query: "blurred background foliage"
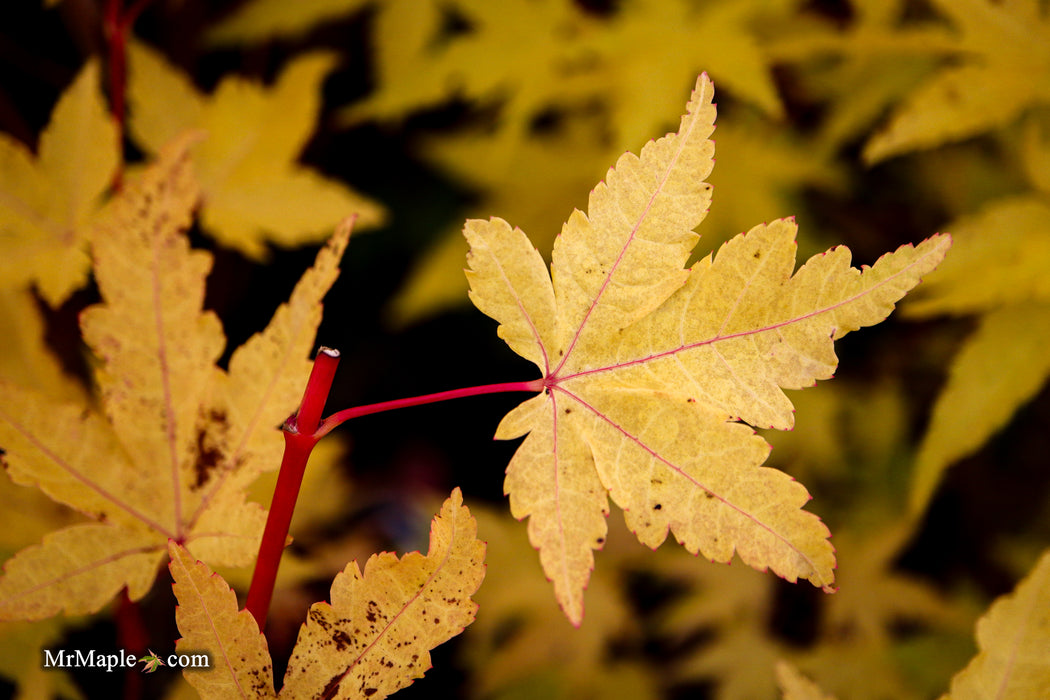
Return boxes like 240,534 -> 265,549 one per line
1,0 -> 1049,698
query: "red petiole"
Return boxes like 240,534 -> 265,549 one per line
245,348 -> 542,628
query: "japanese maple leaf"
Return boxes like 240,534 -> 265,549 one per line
465,73 -> 951,625
126,42 -> 384,258
0,134 -> 351,620
0,59 -> 118,305
168,489 -> 485,700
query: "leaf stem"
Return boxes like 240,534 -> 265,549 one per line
314,378 -> 545,439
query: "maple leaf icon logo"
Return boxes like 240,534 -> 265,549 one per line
138,650 -> 165,673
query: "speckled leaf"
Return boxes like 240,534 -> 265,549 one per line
169,541 -> 276,699
0,137 -> 352,620
279,488 -> 485,699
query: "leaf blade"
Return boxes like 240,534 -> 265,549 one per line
279,488 -> 485,699
945,549 -> 1050,699
169,541 -> 276,700
0,524 -> 162,621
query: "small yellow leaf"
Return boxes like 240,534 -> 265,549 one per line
0,59 -> 118,304
466,73 -> 950,624
910,303 -> 1050,515
279,488 -> 485,699
944,549 -> 1050,699
863,0 -> 1050,163
904,198 -> 1050,317
168,541 -> 276,700
127,43 -> 384,257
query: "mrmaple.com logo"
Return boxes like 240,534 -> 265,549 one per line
42,648 -> 210,673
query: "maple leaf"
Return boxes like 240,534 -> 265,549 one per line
465,73 -> 951,624
904,196 -> 1050,514
943,548 -> 1050,699
0,58 -> 119,305
126,42 -> 384,258
0,135 -> 351,620
765,0 -> 952,154
138,649 -> 165,674
169,489 -> 485,700
168,541 -> 277,699
863,0 -> 1050,163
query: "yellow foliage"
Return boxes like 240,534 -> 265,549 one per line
0,137 -> 351,620
126,43 -> 384,257
465,74 -> 949,624
280,488 -> 485,699
0,60 -> 118,305
170,490 -> 484,699
944,549 -> 1050,699
863,0 -> 1050,162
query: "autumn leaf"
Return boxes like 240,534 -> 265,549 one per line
863,0 -> 1050,163
168,541 -> 276,699
465,73 -> 951,624
943,548 -> 1050,699
168,489 -> 484,700
904,196 -> 1050,514
0,135 -> 351,620
280,487 -> 485,699
126,42 -> 384,258
0,59 -> 119,305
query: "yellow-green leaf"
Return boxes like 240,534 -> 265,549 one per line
944,549 -> 1050,699
905,198 -> 1050,317
466,73 -> 950,624
910,303 -> 1050,514
127,43 -> 384,257
863,0 -> 1050,163
0,59 -> 118,304
279,488 -> 485,699
168,541 -> 276,700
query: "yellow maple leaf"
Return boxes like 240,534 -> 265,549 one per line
0,135 -> 351,620
0,59 -> 119,305
168,541 -> 277,699
280,487 -> 484,699
464,73 -> 951,624
864,0 -> 1050,163
126,42 -> 384,258
943,548 -> 1050,700
904,197 -> 1050,514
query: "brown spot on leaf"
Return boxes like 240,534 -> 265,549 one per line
321,675 -> 342,700
192,409 -> 229,489
653,503 -> 662,510
332,630 -> 351,651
